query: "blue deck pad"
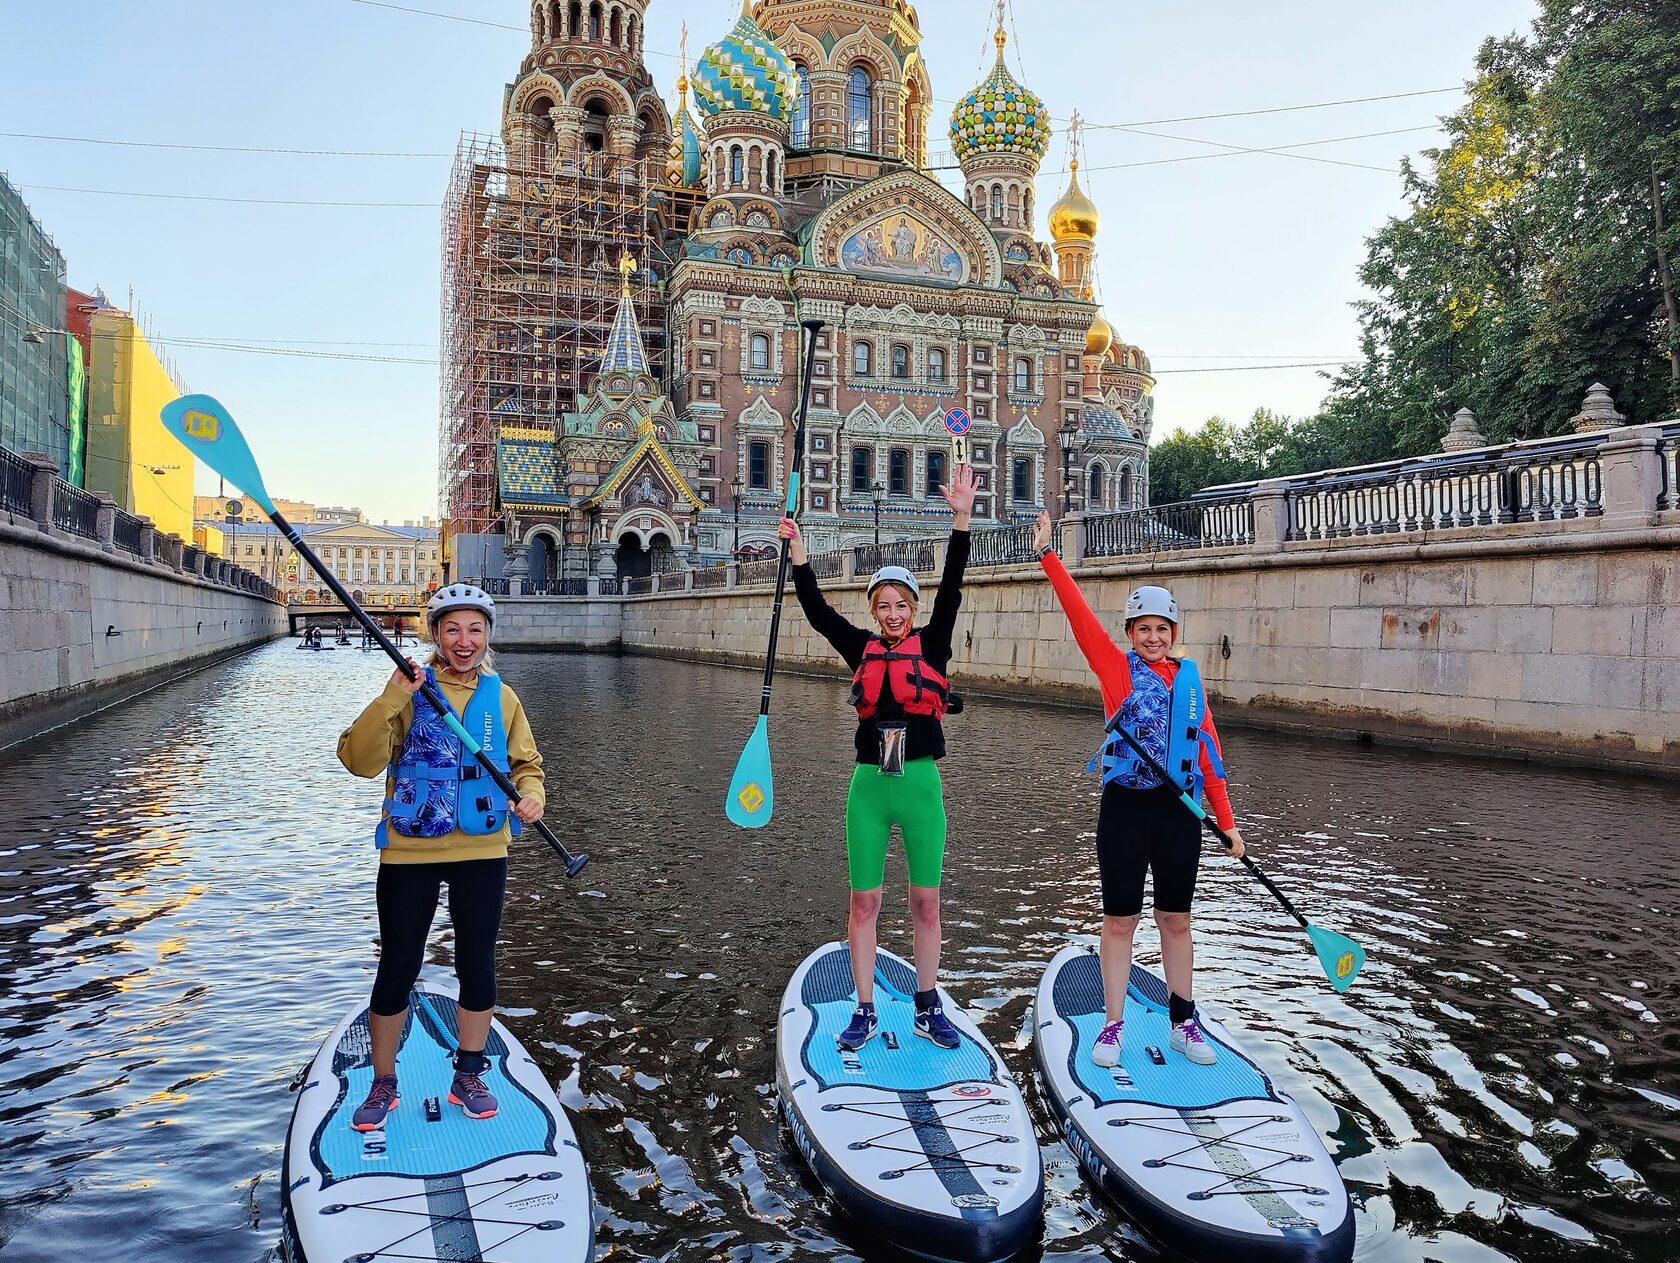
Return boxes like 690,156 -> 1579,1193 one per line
311,990 -> 558,1187
1052,955 -> 1276,1110
799,946 -> 998,1092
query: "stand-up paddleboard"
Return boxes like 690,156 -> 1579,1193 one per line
282,985 -> 593,1263
1033,944 -> 1354,1262
776,942 -> 1043,1262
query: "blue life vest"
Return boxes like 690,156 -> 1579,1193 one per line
376,668 -> 523,848
1088,653 -> 1226,798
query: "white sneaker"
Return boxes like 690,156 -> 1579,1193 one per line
1170,1017 -> 1217,1065
1090,1019 -> 1124,1068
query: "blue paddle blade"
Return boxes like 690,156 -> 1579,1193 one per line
159,394 -> 277,517
726,715 -> 774,829
1307,923 -> 1366,993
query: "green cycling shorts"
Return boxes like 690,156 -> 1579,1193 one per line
844,758 -> 947,891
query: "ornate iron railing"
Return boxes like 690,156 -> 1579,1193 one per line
481,577 -> 511,595
597,577 -> 622,596
737,557 -> 782,586
968,521 -> 1038,568
54,482 -> 100,540
1085,495 -> 1254,559
853,539 -> 938,574
626,575 -> 655,595
1287,436 -> 1604,540
808,550 -> 843,579
112,509 -> 145,555
692,566 -> 728,590
0,446 -> 32,516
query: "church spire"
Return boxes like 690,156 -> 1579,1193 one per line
601,251 -> 649,376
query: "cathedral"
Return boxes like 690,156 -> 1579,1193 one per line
446,0 -> 1155,583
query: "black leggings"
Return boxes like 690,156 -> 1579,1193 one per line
370,857 -> 507,1016
1096,783 -> 1203,917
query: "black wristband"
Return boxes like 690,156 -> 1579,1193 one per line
1036,545 -> 1055,560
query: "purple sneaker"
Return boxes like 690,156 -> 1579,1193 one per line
1170,1016 -> 1217,1065
1091,1019 -> 1124,1068
351,1074 -> 399,1131
449,1069 -> 498,1120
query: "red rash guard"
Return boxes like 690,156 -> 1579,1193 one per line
1041,551 -> 1237,831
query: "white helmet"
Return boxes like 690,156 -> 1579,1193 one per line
1124,585 -> 1179,624
867,565 -> 920,601
427,583 -> 496,627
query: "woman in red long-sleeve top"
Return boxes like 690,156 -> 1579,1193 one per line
1031,512 -> 1246,1069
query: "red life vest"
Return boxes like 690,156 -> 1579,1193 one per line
849,632 -> 950,721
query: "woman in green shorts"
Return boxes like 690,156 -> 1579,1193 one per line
779,465 -> 975,1051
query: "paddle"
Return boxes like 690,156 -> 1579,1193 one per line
159,394 -> 588,877
725,318 -> 827,828
1102,717 -> 1366,992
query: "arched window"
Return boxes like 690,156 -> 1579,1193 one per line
928,347 -> 946,383
889,448 -> 909,495
749,440 -> 771,490
1013,357 -> 1032,393
792,65 -> 811,148
853,341 -> 873,376
890,344 -> 909,379
903,75 -> 925,164
1011,458 -> 1032,503
749,333 -> 770,370
588,2 -> 601,40
927,451 -> 947,497
1088,464 -> 1105,505
627,13 -> 637,53
567,1 -> 580,37
851,447 -> 872,491
608,5 -> 620,46
990,184 -> 1003,222
765,149 -> 778,191
729,145 -> 744,187
1119,466 -> 1133,507
848,67 -> 874,151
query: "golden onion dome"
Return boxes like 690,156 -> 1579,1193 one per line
1085,307 -> 1114,359
1049,158 -> 1100,241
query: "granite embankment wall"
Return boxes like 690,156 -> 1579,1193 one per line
491,411 -> 1679,772
2,464 -> 287,750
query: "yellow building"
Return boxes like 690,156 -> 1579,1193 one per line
86,309 -> 195,540
207,519 -> 444,606
194,494 -> 320,524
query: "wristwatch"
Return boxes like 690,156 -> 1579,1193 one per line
1036,545 -> 1055,560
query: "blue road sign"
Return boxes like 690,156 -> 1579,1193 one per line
944,407 -> 972,435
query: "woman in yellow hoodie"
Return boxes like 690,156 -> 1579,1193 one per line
336,583 -> 544,1130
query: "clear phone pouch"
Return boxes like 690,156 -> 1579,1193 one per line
877,722 -> 908,776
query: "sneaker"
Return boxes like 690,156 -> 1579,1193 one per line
1170,1017 -> 1217,1066
914,1003 -> 962,1050
1091,1020 -> 1124,1068
351,1074 -> 399,1131
836,1005 -> 878,1051
449,1070 -> 499,1120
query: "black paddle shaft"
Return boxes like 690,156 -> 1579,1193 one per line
273,512 -> 587,877
1102,713 -> 1309,930
754,318 -> 828,717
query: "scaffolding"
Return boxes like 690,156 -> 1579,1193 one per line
439,133 -> 666,538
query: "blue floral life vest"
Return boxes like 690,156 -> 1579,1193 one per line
1088,653 -> 1226,798
376,668 -> 522,848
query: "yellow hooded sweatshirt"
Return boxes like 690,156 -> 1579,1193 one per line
338,670 -> 545,864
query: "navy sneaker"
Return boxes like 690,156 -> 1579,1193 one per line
836,1005 -> 878,1051
914,1003 -> 961,1050
351,1074 -> 399,1131
449,1069 -> 498,1120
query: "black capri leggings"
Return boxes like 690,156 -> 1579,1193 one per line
1096,782 -> 1203,917
370,857 -> 507,1016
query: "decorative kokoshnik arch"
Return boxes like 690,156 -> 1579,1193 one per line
806,170 -> 1004,290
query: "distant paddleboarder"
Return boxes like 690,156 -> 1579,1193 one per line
1031,511 -> 1246,1069
779,465 -> 977,1053
336,583 -> 545,1130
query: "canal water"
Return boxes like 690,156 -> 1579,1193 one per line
0,642 -> 1675,1262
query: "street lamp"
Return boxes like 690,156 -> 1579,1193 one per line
22,327 -> 69,345
870,480 -> 885,550
730,474 -> 744,557
1058,425 -> 1077,518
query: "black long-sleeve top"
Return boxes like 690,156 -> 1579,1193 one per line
792,530 -> 970,764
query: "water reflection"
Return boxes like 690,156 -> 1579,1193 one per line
0,645 -> 1675,1261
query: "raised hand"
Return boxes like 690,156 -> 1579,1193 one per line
940,463 -> 977,529
1031,510 -> 1054,554
777,515 -> 808,565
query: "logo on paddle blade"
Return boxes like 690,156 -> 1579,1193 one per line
182,409 -> 220,441
737,782 -> 765,814
1336,952 -> 1355,978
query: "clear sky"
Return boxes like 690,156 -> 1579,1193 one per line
1,0 -> 1539,523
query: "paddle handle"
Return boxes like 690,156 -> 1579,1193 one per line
755,319 -> 827,717
277,514 -> 587,877
1102,714 -> 1308,930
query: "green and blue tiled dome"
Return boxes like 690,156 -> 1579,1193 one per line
949,26 -> 1051,164
693,2 -> 799,123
